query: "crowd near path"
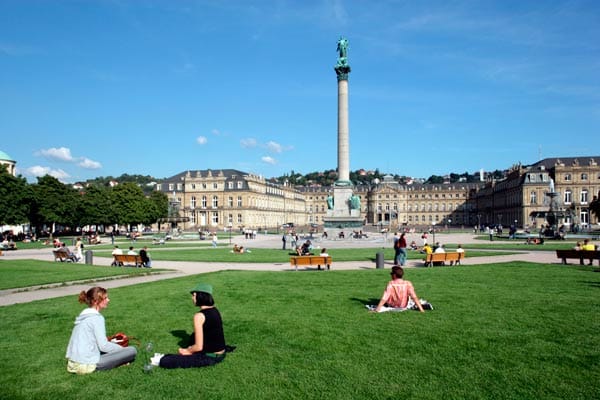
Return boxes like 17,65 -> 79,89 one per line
0,231 -> 561,306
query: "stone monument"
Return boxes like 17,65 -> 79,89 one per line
323,37 -> 363,230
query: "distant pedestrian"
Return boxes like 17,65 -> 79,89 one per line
282,234 -> 287,250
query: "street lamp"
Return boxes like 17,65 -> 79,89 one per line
432,221 -> 437,246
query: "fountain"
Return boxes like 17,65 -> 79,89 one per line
158,192 -> 189,234
544,178 -> 564,238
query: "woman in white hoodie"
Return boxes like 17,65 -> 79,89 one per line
65,287 -> 137,374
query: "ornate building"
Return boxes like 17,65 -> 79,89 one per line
0,150 -> 16,176
157,157 -> 599,232
476,157 -> 600,230
156,169 -> 306,231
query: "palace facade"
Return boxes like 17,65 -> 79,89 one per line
156,157 -> 600,231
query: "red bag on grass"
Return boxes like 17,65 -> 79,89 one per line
108,332 -> 129,347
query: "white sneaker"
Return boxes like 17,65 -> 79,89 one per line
150,353 -> 164,366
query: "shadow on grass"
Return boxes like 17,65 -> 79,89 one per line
170,329 -> 192,347
350,297 -> 380,306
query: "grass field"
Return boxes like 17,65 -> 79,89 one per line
0,260 -> 162,291
0,262 -> 598,400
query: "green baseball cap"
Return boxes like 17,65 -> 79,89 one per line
190,283 -> 213,295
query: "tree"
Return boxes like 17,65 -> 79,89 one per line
426,175 -> 444,184
0,167 -> 32,226
79,185 -> 115,230
111,183 -> 148,229
146,191 -> 169,224
30,175 -> 79,234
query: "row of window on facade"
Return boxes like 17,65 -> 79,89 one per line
529,189 -> 592,205
187,211 -> 243,226
188,196 -> 244,209
562,173 -> 598,181
527,172 -> 599,183
374,214 -> 469,224
166,181 -> 245,191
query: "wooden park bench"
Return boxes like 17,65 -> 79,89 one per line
53,248 -> 76,262
290,255 -> 332,271
113,254 -> 143,267
424,252 -> 464,267
555,249 -> 600,266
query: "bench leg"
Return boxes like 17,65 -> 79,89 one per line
327,264 -> 330,271
318,264 -> 321,270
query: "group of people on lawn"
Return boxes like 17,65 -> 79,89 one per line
65,233 -> 433,375
66,283 -> 229,374
66,263 -> 424,374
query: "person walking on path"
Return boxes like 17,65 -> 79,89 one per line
282,234 -> 287,250
397,233 -> 407,266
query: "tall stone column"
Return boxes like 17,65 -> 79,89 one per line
323,37 -> 363,230
337,78 -> 350,184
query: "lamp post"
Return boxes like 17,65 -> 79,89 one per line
432,221 -> 437,246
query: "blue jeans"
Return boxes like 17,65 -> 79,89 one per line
398,248 -> 407,266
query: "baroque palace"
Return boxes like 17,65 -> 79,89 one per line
156,156 -> 600,232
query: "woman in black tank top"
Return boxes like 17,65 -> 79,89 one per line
159,283 -> 227,369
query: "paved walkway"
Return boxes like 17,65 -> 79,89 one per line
0,232 -> 562,306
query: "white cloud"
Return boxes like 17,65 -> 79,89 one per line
265,141 -> 283,153
39,147 -> 74,162
24,165 -> 70,180
211,129 -> 222,136
196,136 -> 208,145
241,138 -> 257,148
261,156 -> 277,165
78,157 -> 102,169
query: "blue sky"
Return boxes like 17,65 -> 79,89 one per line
1,0 -> 599,183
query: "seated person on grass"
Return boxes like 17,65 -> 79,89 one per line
155,283 -> 234,369
367,266 -> 429,313
232,244 -> 250,254
66,286 -> 137,374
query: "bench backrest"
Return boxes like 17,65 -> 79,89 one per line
114,254 -> 141,261
290,256 -> 332,265
556,249 -> 600,258
426,252 -> 463,262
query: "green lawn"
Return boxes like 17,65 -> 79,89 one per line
92,247 -> 515,263
0,262 -> 598,400
0,260 -> 164,290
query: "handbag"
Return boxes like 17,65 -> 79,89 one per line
108,332 -> 129,347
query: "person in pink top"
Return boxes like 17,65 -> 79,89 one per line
374,266 -> 424,313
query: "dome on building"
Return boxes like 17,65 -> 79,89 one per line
0,150 -> 15,162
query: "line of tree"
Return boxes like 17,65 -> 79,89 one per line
271,169 -> 503,186
0,167 -> 168,237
